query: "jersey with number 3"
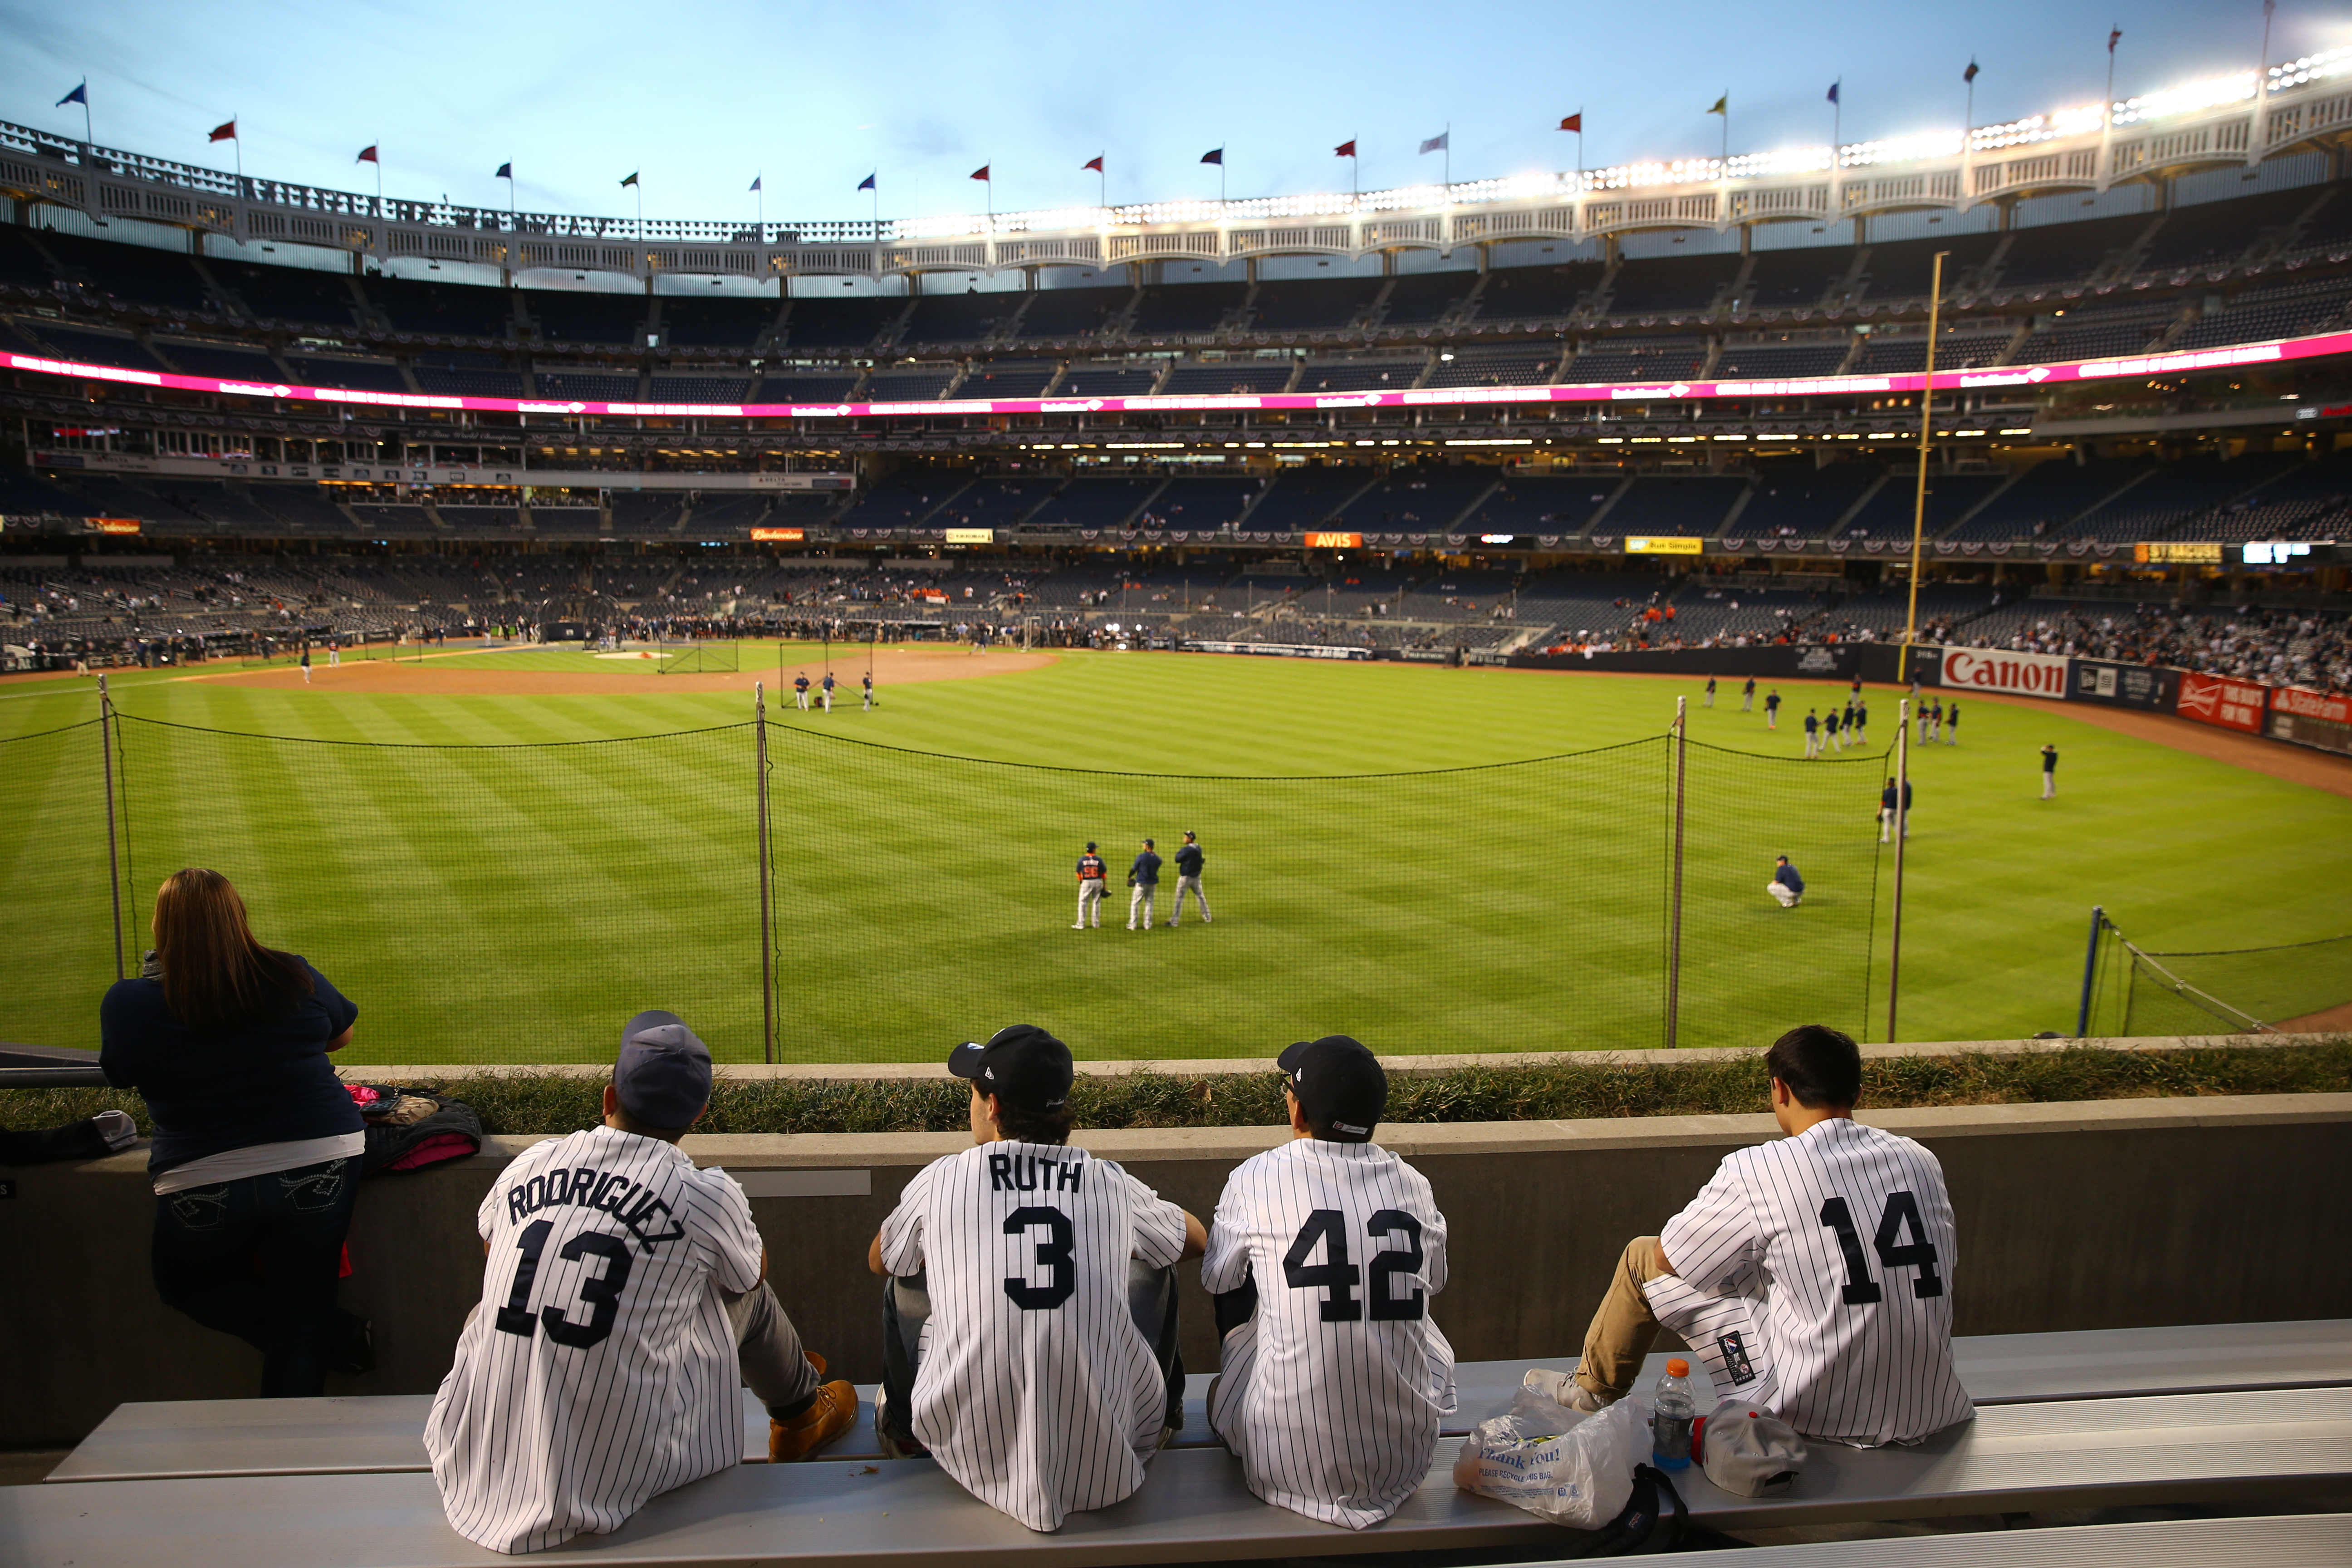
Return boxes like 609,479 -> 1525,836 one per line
425,1125 -> 763,1553
1200,1140 -> 1455,1528
1660,1117 -> 1971,1446
879,1141 -> 1188,1531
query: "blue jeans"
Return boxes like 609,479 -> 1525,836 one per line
151,1156 -> 360,1397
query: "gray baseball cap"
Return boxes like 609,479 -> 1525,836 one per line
615,1009 -> 714,1130
1697,1400 -> 1807,1497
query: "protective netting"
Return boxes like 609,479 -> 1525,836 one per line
103,714 -> 768,1064
661,639 -> 742,674
8,710 -> 1894,1063
2083,916 -> 2352,1037
0,720 -> 122,1052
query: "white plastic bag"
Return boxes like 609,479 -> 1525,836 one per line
1450,1384 -> 1645,1529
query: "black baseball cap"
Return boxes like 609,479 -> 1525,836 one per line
1085,841 -> 1097,851
1278,1035 -> 1386,1141
949,1024 -> 1073,1112
615,1009 -> 714,1130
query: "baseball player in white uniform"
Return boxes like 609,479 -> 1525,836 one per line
426,1011 -> 858,1554
1201,1036 -> 1455,1529
866,1025 -> 1207,1532
1536,1024 -> 1972,1448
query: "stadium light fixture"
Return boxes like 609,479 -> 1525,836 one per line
2112,70 -> 2255,127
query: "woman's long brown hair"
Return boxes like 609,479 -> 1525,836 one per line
152,868 -> 313,1031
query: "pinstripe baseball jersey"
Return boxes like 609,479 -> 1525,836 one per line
1200,1139 -> 1456,1529
424,1126 -> 763,1554
1649,1117 -> 1973,1447
879,1140 -> 1188,1532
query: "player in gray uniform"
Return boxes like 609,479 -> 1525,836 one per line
1202,1036 -> 1453,1529
427,1011 -> 856,1553
1072,842 -> 1107,929
867,1026 -> 1207,1531
1534,1025 -> 1971,1449
1126,838 -> 1162,931
1167,830 -> 1211,926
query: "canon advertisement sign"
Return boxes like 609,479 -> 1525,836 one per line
1938,648 -> 2070,699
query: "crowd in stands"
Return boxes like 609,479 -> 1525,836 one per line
1954,602 -> 2352,691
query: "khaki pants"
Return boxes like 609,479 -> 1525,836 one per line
1573,1236 -> 1673,1402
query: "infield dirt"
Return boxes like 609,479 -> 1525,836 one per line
183,644 -> 1057,696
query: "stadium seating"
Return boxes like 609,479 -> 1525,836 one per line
1945,455 -> 2153,542
1838,470 -> 2007,539
1014,284 -> 1131,339
898,291 -> 1017,345
1852,328 -> 2013,373
208,261 -> 365,330
1473,261 -> 1605,322
2175,274 -> 2352,349
1741,247 -> 1854,312
957,360 -> 1058,399
1379,270 -> 1477,326
658,295 -> 781,350
1856,233 -> 2002,302
1239,466 -> 1374,531
863,365 -> 960,402
838,473 -> 969,527
647,375 -> 753,403
1733,464 -> 1882,540
154,340 -> 285,381
752,371 -> 864,403
1296,357 -> 1424,392
2137,185 -> 2314,274
1459,477 -> 1623,537
282,355 -> 410,393
1156,360 -> 1294,395
1055,363 -> 1161,398
409,354 -> 524,398
2012,302 -> 2178,364
534,369 -> 641,401
1606,251 -> 1743,315
366,276 -> 518,339
1144,475 -> 1260,529
1129,281 -> 1247,336
1602,475 -> 1748,536
1248,275 -> 1384,331
0,225 -> 59,290
1027,475 -> 1162,530
931,477 -> 1063,530
1711,338 -> 1853,380
1424,345 -> 1557,387
523,289 -> 648,346
1335,465 -> 1493,532
608,492 -> 684,535
1559,336 -> 1707,384
39,231 -> 216,314
781,295 -> 902,350
1991,213 -> 2153,293
23,324 -> 168,372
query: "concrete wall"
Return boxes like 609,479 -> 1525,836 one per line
4,1093 -> 2346,1446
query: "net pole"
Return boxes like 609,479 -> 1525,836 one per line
2076,904 -> 2106,1038
1897,249 -> 1946,686
98,674 -> 125,980
754,682 -> 777,1064
1886,698 -> 1911,1042
1665,697 -> 1688,1049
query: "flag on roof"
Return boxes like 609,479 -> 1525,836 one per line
209,118 -> 236,142
1558,113 -> 1582,133
1083,154 -> 1103,172
858,172 -> 877,191
1200,147 -> 1223,165
1418,131 -> 1448,154
1705,96 -> 1727,117
495,161 -> 513,180
970,164 -> 990,181
749,174 -> 761,191
357,145 -> 378,164
1964,58 -> 1979,84
1827,81 -> 1840,105
57,82 -> 86,109
2107,26 -> 2121,53
620,170 -> 638,187
1334,139 -> 1357,158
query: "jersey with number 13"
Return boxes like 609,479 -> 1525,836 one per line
426,1124 -> 764,1553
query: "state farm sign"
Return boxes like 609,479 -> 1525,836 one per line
2175,673 -> 2268,733
1940,647 -> 2069,699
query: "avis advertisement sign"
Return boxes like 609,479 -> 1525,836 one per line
2175,673 -> 2268,733
2066,659 -> 2180,712
2267,686 -> 2352,757
1939,647 -> 2069,699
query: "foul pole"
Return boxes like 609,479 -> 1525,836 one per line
1897,250 -> 1948,685
1886,698 -> 1912,1042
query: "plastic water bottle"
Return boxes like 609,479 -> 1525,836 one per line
1651,1357 -> 1696,1470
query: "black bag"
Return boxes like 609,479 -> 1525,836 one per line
353,1086 -> 483,1177
1558,1463 -> 1686,1558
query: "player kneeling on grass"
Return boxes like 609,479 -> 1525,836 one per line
1202,1036 -> 1455,1529
867,1025 -> 1207,1532
426,1010 -> 856,1555
1532,1025 -> 1972,1450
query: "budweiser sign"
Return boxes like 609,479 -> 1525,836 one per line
2176,673 -> 2268,733
1940,647 -> 2069,699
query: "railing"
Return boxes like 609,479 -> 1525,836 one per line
5,53 -> 2351,280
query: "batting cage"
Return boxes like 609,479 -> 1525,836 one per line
659,637 -> 742,674
2079,911 -> 2351,1037
9,694 -> 1895,1065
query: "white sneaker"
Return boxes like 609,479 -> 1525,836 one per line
1523,1368 -> 1612,1414
1071,924 -> 1086,930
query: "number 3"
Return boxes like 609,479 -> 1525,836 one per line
1003,1206 -> 1076,1310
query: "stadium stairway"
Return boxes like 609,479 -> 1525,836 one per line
6,1381 -> 2347,1567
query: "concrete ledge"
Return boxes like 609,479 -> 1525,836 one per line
341,1031 -> 2347,1085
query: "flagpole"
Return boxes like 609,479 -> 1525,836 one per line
1444,122 -> 1451,190
80,83 -> 92,147
233,114 -> 242,189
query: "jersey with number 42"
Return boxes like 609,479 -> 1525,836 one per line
880,1141 -> 1189,1531
1657,1117 -> 1972,1446
1201,1139 -> 1455,1529
425,1125 -> 763,1554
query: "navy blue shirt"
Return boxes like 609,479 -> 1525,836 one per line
100,957 -> 362,1176
1774,862 -> 1805,894
1131,851 -> 1162,886
1175,843 -> 1204,877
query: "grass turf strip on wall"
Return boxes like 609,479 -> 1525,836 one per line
8,1040 -> 2345,1139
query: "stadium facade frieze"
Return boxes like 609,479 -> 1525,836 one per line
8,60 -> 2349,281
0,329 -> 2327,422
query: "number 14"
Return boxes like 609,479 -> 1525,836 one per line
1819,1191 -> 1943,1305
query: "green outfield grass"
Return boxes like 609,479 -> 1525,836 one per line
3,642 -> 2346,1064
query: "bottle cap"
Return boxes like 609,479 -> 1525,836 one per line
1666,1358 -> 1690,1377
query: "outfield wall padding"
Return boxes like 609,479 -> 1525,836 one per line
3,1093 -> 2346,1446
1510,644 -> 1939,684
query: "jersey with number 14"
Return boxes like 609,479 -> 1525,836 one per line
425,1125 -> 763,1554
1660,1117 -> 1972,1446
880,1141 -> 1188,1532
1201,1140 -> 1455,1529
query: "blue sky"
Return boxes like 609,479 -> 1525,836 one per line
0,0 -> 2330,226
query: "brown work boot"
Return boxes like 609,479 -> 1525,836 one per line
769,1378 -> 857,1462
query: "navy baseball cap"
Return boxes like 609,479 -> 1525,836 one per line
1278,1035 -> 1387,1141
949,1024 -> 1073,1112
615,1009 -> 714,1130
1085,841 -> 1097,852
